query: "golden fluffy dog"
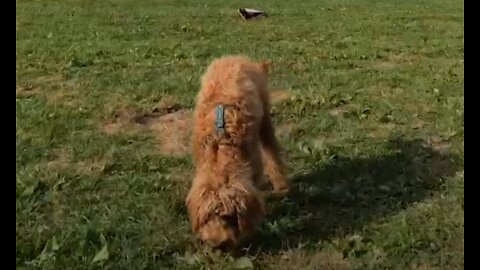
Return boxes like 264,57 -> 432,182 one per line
186,56 -> 290,250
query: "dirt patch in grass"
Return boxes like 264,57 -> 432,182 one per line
410,118 -> 427,130
16,74 -> 79,106
328,105 -> 353,118
143,109 -> 192,157
45,149 -> 111,176
373,53 -> 425,71
366,123 -> 396,139
390,52 -> 425,63
102,103 -> 192,157
46,149 -> 72,172
156,95 -> 183,109
75,156 -> 111,175
45,80 -> 79,106
367,82 -> 394,97
373,61 -> 397,71
270,89 -> 292,104
276,122 -> 298,140
16,19 -> 31,30
423,136 -> 451,154
16,84 -> 40,97
102,109 -> 145,135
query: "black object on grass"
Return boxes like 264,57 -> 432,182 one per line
238,8 -> 268,20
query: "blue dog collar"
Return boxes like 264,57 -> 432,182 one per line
215,105 -> 226,135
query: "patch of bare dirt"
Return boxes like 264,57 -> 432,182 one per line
423,136 -> 451,154
47,149 -> 73,172
16,75 -> 79,106
75,156 -> 111,176
390,52 -> 424,63
147,110 -> 192,157
312,136 -> 339,148
102,109 -> 144,135
34,74 -> 65,84
102,103 -> 192,157
16,84 -> 40,97
156,95 -> 182,109
270,89 -> 292,104
373,61 -> 397,71
46,79 -> 79,106
45,148 -> 111,176
16,19 -> 31,30
366,123 -> 396,139
367,82 -> 393,97
410,118 -> 426,130
328,105 -> 353,118
404,103 -> 430,115
276,122 -> 298,140
455,170 -> 464,182
373,53 -> 424,71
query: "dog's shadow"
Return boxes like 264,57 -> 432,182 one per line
250,138 -> 461,253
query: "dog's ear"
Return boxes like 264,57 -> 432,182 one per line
217,182 -> 266,233
186,183 -> 216,231
259,61 -> 272,74
237,189 -> 265,233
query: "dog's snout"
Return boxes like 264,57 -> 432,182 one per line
217,240 -> 234,251
208,239 -> 234,251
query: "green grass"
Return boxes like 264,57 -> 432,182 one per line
16,0 -> 464,269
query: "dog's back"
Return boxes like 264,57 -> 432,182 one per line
192,56 -> 271,174
196,56 -> 269,119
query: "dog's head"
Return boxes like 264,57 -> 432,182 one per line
185,179 -> 265,250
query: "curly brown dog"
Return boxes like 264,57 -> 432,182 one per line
186,56 -> 290,250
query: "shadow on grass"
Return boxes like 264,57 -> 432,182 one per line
251,138 -> 461,253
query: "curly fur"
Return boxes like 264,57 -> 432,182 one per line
186,56 -> 290,249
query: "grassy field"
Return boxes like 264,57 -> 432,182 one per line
16,0 -> 464,269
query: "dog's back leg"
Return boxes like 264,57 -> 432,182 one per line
259,111 -> 290,195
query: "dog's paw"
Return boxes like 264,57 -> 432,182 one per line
269,187 -> 291,198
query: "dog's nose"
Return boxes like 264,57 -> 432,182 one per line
216,240 -> 234,251
205,239 -> 234,251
